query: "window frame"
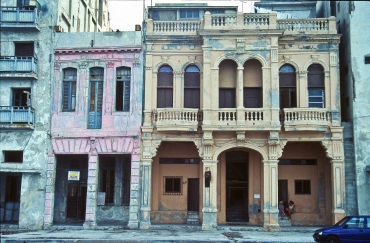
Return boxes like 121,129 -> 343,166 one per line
88,67 -> 104,129
307,64 -> 325,108
62,68 -> 77,112
163,176 -> 182,195
184,65 -> 200,109
157,65 -> 173,108
279,64 -> 297,109
295,180 -> 311,195
115,67 -> 131,112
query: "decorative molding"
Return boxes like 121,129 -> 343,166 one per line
107,62 -> 115,68
298,70 -> 308,76
311,55 -> 320,61
283,55 -> 291,63
78,62 -> 88,70
54,62 -> 61,70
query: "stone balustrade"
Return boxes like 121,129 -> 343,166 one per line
282,108 -> 332,131
146,12 -> 337,34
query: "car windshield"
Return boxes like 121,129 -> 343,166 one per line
334,216 -> 350,226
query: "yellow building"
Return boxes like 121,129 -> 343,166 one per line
140,3 -> 344,231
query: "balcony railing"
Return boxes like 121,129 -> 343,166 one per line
282,108 -> 331,131
0,7 -> 40,29
0,106 -> 35,129
153,20 -> 201,33
146,12 -> 336,35
214,108 -> 268,127
153,108 -> 201,131
0,56 -> 38,73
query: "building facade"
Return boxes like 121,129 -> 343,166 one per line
141,3 -> 344,231
317,1 -> 370,216
0,0 -> 57,229
0,0 -> 111,230
44,32 -> 143,229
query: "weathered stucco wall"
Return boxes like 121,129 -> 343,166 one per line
0,0 -> 57,229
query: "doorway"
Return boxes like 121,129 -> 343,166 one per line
54,155 -> 88,224
1,174 -> 21,222
278,180 -> 288,209
187,178 -> 199,211
226,151 -> 249,222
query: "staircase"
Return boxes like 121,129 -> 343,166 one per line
278,216 -> 291,227
186,211 -> 200,225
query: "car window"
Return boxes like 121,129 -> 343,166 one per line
346,217 -> 365,229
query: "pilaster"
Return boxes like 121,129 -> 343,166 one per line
83,138 -> 98,229
43,151 -> 56,229
202,160 -> 218,231
139,158 -> 152,229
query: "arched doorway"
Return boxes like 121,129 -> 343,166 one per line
226,151 -> 249,222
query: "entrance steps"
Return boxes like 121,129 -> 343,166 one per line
278,216 -> 292,227
186,211 -> 200,225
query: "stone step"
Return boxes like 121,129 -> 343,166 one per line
278,217 -> 291,227
187,211 -> 199,225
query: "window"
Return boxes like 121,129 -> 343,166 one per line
219,60 -> 237,108
295,180 -> 311,194
346,217 -> 365,229
160,158 -> 200,164
88,67 -> 104,129
116,67 -> 131,112
157,65 -> 173,108
308,64 -> 325,108
243,59 -> 263,108
164,176 -> 182,195
279,159 -> 317,165
99,156 -> 131,206
14,42 -> 34,57
12,88 -> 31,107
279,64 -> 296,109
62,68 -> 77,111
3,151 -> 23,163
365,55 -> 370,64
179,10 -> 199,19
184,65 -> 200,108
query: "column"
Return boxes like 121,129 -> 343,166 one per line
202,160 -> 218,230
236,67 -> 245,125
331,159 -> 346,223
139,158 -> 152,229
43,151 -> 56,229
128,147 -> 140,229
83,138 -> 98,229
262,159 -> 280,231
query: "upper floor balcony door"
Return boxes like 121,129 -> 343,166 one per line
88,67 -> 104,129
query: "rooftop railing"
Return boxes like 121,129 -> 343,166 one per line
147,12 -> 337,34
0,56 -> 38,73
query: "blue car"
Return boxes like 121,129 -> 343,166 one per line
313,216 -> 370,243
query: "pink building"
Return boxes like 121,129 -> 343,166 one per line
44,32 -> 143,229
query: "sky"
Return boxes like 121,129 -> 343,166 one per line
108,0 -> 258,31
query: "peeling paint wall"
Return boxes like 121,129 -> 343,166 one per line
0,0 -> 58,229
44,31 -> 143,228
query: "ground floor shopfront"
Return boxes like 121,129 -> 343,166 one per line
43,136 -> 140,229
139,131 -> 346,231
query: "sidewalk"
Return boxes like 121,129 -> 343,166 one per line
0,224 -> 317,243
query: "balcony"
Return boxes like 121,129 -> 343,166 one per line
0,56 -> 38,79
0,106 -> 35,129
204,108 -> 277,131
281,108 -> 332,131
0,7 -> 40,30
153,108 -> 201,131
146,12 -> 337,35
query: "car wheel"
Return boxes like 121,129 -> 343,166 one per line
326,236 -> 339,243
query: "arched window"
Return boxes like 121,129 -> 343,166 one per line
219,60 -> 237,108
184,65 -> 200,108
279,64 -> 296,109
116,67 -> 131,112
243,59 -> 262,108
157,65 -> 173,108
308,64 -> 325,108
62,68 -> 77,112
88,67 -> 104,129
